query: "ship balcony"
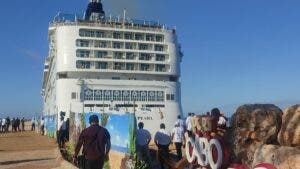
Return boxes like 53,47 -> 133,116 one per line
76,39 -> 169,54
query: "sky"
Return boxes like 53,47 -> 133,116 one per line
0,0 -> 300,118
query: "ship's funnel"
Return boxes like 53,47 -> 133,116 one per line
85,0 -> 105,21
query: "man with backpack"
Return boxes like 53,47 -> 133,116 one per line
73,115 -> 111,169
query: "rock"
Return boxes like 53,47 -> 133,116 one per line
278,104 -> 300,146
253,144 -> 300,169
228,104 -> 282,166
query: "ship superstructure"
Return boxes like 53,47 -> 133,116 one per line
42,0 -> 183,134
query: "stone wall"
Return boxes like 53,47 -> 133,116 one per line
227,104 -> 300,169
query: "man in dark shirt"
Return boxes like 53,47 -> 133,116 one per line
16,118 -> 20,131
73,115 -> 111,169
5,117 -> 10,132
21,117 -> 25,131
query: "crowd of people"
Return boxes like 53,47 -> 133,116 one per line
136,108 -> 228,169
0,117 -> 26,133
70,108 -> 228,169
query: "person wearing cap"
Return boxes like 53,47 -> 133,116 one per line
136,122 -> 152,167
171,122 -> 185,160
154,123 -> 171,169
73,115 -> 111,169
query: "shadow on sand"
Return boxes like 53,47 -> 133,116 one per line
0,157 -> 55,165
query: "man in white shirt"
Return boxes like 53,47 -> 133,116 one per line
217,112 -> 227,129
136,122 -> 152,167
185,112 -> 193,137
176,115 -> 185,131
2,118 -> 6,131
172,122 -> 185,160
154,123 -> 171,169
58,116 -> 67,148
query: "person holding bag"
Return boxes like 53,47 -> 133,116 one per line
73,115 -> 111,169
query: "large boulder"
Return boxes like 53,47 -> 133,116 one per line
228,104 -> 282,166
278,104 -> 300,146
253,144 -> 300,169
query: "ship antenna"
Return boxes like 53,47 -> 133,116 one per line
123,8 -> 127,26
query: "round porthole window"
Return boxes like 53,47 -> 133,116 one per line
157,92 -> 163,97
149,91 -> 155,97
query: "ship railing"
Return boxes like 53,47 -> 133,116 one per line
50,21 -> 171,32
50,12 -> 174,32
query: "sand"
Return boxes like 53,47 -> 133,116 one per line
0,124 -> 75,169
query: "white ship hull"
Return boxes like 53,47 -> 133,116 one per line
42,9 -> 183,135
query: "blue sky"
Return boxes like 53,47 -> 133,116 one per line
0,0 -> 299,118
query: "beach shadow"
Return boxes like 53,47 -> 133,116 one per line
0,157 -> 55,165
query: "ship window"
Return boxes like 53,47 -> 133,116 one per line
135,34 -> 144,40
71,92 -> 77,100
139,44 -> 148,50
88,30 -> 93,37
156,54 -> 165,61
96,62 -> 107,69
114,62 -> 125,70
122,90 -> 131,101
140,64 -> 150,71
156,35 -> 164,42
95,51 -> 107,58
146,34 -> 155,41
171,94 -> 175,101
126,63 -> 135,70
96,31 -> 105,38
76,40 -> 89,47
95,41 -> 107,48
113,90 -> 122,101
114,52 -> 124,59
140,91 -> 147,101
139,53 -> 151,61
76,61 -> 91,69
94,90 -> 103,100
125,43 -> 134,49
90,31 -> 95,37
103,90 -> 111,101
76,50 -> 90,58
155,45 -> 164,52
79,30 -> 95,37
166,94 -> 171,100
112,77 -> 120,80
113,42 -> 122,49
148,91 -> 156,101
126,53 -> 135,60
113,32 -> 122,39
58,73 -> 67,79
157,91 -> 165,101
79,30 -> 85,37
124,33 -> 133,40
131,91 -> 140,101
84,89 -> 93,100
156,64 -> 166,72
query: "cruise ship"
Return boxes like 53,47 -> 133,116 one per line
42,0 -> 183,134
